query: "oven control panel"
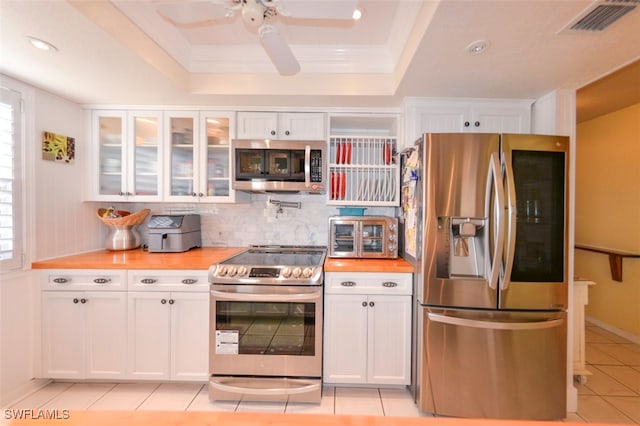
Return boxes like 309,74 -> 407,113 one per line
211,265 -> 320,283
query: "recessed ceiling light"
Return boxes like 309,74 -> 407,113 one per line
467,40 -> 489,55
352,7 -> 362,20
26,36 -> 58,52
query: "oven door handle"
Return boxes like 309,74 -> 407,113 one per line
210,289 -> 321,302
209,379 -> 320,396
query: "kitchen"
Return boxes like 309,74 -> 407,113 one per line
1,0 -> 640,424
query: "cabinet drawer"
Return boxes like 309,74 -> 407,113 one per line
325,272 -> 412,295
41,269 -> 126,291
128,270 -> 208,292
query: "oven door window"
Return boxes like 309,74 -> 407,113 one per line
215,301 -> 316,355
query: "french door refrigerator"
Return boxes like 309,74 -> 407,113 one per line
401,133 -> 569,420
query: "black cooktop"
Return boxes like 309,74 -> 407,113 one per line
221,245 -> 326,267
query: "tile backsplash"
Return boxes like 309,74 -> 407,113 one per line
100,193 -> 395,249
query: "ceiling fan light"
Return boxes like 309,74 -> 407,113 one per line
242,0 -> 265,27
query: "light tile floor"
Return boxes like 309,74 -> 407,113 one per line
6,323 -> 639,423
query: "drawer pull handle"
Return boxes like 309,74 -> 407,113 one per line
182,278 -> 197,285
362,301 -> 368,307
93,278 -> 111,284
53,278 -> 69,284
73,298 -> 79,304
141,278 -> 157,284
161,299 -> 167,304
382,281 -> 398,288
81,298 -> 87,304
341,281 -> 356,287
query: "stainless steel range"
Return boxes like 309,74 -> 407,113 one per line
208,245 -> 326,403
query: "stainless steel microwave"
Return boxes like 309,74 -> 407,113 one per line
328,216 -> 398,259
231,139 -> 325,193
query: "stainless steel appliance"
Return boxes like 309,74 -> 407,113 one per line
328,216 -> 398,259
208,245 -> 326,402
147,214 -> 201,252
231,139 -> 325,193
400,133 -> 569,420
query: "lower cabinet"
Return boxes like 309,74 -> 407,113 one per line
40,269 -> 209,382
323,272 -> 412,385
127,291 -> 209,381
41,270 -> 128,379
127,270 -> 209,381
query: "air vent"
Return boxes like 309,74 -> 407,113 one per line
568,0 -> 638,31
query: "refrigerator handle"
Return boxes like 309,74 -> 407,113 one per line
485,152 -> 505,290
501,151 -> 517,290
427,313 -> 564,331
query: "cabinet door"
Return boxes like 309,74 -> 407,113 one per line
165,112 -> 200,202
199,111 -> 244,202
367,294 -> 411,385
127,291 -> 171,379
42,291 -> 85,379
170,292 -> 209,381
471,105 -> 530,134
323,294 -> 368,384
415,104 -> 469,133
127,111 -> 163,201
84,291 -> 128,379
237,112 -> 278,139
93,110 -> 127,201
279,113 -> 325,140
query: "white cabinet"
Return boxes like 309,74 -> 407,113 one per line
327,114 -> 401,206
573,279 -> 595,383
90,110 -> 163,202
323,272 -> 412,385
237,111 -> 326,140
404,98 -> 532,143
41,270 -> 127,379
164,111 -> 245,203
126,270 -> 209,381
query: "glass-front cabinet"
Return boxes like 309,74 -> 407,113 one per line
92,110 -> 162,201
164,111 -> 240,203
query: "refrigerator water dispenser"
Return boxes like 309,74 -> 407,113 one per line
436,216 -> 486,278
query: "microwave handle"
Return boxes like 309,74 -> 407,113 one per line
304,145 -> 311,188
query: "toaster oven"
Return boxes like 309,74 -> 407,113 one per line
328,216 -> 398,259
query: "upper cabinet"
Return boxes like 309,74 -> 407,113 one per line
91,110 -> 163,202
327,114 -> 400,207
237,112 -> 326,140
164,111 -> 244,203
90,109 -> 246,203
403,98 -> 533,145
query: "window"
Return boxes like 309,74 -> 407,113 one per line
0,87 -> 23,271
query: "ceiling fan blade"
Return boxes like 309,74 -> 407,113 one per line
155,1 -> 232,26
272,0 -> 358,20
258,24 -> 300,76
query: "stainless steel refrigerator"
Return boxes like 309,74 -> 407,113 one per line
400,133 -> 569,420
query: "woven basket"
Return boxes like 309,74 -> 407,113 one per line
97,208 -> 150,227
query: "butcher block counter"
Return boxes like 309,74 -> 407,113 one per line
32,248 -> 414,273
31,247 -> 245,270
324,256 -> 413,273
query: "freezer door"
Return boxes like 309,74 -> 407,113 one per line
420,307 -> 566,420
500,134 -> 569,310
421,133 -> 501,309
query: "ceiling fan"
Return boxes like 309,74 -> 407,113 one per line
154,0 -> 359,76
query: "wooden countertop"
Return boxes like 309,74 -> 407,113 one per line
31,248 -> 414,273
7,410 -> 587,426
324,256 -> 413,273
31,247 -> 246,270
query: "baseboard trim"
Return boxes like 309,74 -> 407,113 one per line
585,316 -> 640,345
2,378 -> 51,408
